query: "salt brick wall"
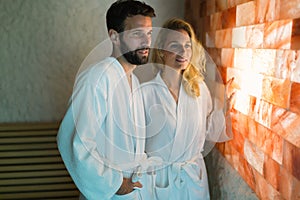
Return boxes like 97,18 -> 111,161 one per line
185,0 -> 300,199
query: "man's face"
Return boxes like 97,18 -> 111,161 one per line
120,15 -> 152,65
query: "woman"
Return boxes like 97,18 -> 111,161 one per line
141,18 -> 233,199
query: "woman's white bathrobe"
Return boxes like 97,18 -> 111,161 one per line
57,57 -> 149,200
141,73 -> 227,200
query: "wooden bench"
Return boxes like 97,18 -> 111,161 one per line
0,123 -> 80,199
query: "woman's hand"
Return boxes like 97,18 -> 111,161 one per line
224,77 -> 236,114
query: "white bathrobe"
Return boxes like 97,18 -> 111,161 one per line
57,57 -> 148,200
141,73 -> 226,200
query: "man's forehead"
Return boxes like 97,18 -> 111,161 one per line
124,15 -> 152,30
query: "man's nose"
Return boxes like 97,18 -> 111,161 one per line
141,33 -> 151,46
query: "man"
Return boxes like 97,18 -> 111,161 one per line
57,1 -> 155,199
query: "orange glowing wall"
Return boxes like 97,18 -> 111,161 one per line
185,0 -> 300,199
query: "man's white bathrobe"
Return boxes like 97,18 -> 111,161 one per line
141,73 -> 227,200
57,57 -> 148,200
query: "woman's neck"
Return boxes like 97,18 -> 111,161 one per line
161,67 -> 182,91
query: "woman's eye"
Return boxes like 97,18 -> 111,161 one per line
185,44 -> 192,49
170,44 -> 180,49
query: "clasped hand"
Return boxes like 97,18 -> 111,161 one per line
116,177 -> 143,195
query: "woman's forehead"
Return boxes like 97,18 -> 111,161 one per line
165,29 -> 191,43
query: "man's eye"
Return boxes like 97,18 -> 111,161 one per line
133,32 -> 142,36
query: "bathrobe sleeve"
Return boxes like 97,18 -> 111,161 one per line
203,52 -> 233,143
57,73 -> 123,200
202,81 -> 232,157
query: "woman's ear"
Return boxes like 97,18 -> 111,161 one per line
108,29 -> 119,45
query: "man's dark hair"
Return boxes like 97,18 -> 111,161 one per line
106,0 -> 156,33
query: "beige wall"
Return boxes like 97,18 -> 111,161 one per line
0,0 -> 185,122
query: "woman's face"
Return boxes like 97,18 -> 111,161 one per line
162,29 -> 192,71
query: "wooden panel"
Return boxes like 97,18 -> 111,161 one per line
0,123 -> 79,199
0,163 -> 66,172
0,143 -> 57,151
0,123 -> 60,131
0,136 -> 56,144
0,169 -> 69,179
0,149 -> 60,158
0,130 -> 58,137
0,190 -> 80,199
1,176 -> 74,186
0,156 -> 63,165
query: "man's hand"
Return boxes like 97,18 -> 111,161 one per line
116,177 -> 143,195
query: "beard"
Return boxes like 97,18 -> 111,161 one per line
120,39 -> 149,65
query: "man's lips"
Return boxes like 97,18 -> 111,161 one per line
137,48 -> 149,55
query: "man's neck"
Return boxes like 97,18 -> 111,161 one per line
117,56 -> 136,74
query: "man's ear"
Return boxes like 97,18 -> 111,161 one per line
109,29 -> 120,45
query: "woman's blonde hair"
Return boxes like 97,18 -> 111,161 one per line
152,18 -> 206,97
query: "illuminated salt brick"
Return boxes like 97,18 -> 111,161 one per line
238,156 -> 256,191
221,7 -> 236,29
233,91 -> 251,115
199,0 -> 207,17
245,24 -> 265,48
206,48 -> 222,67
291,18 -> 300,50
227,0 -> 253,8
224,142 -> 241,171
271,109 -> 300,148
280,0 -> 300,19
205,31 -> 216,48
239,70 -> 263,98
231,110 -> 249,137
264,20 -> 292,49
256,0 -> 280,23
247,114 -> 283,164
252,49 -> 277,76
210,12 -> 222,31
215,28 -> 232,48
203,16 -> 211,33
279,166 -> 300,200
232,26 -> 247,48
275,50 -> 297,79
237,1 -> 256,26
221,48 -> 235,67
283,141 -> 300,180
244,139 -> 265,175
264,156 -> 280,190
232,25 -> 264,48
291,51 -> 300,83
234,48 -> 253,69
253,99 -> 273,128
216,0 -> 228,11
226,67 -> 242,89
261,76 -> 291,108
231,127 -> 246,154
206,0 -> 216,15
290,82 -> 300,114
254,169 -> 283,200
